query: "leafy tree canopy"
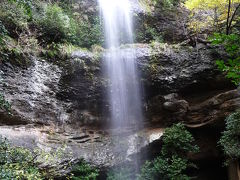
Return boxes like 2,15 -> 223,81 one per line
185,0 -> 240,34
211,33 -> 240,85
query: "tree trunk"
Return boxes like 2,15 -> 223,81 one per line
228,160 -> 240,180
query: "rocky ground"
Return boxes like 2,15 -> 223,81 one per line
0,124 -> 164,168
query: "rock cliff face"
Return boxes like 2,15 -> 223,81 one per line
0,43 -> 237,127
0,59 -> 69,125
134,43 -> 230,94
147,89 -> 239,125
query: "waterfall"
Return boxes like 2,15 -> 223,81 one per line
98,0 -> 143,129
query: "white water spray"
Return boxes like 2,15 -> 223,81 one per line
98,0 -> 143,129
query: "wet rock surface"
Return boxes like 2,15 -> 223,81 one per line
71,0 -> 144,18
133,43 -> 231,95
0,59 -> 70,125
0,125 -> 164,168
0,43 -> 236,126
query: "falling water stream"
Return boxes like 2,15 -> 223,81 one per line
98,0 -> 143,130
98,0 -> 143,177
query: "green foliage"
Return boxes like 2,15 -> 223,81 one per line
139,123 -> 199,180
34,145 -> 73,179
35,4 -> 74,44
34,3 -> 103,48
0,94 -> 11,113
71,160 -> 99,180
0,137 -> 43,180
161,123 -> 199,157
0,22 -> 11,114
41,43 -> 66,61
137,25 -> 163,43
0,1 -> 35,66
219,111 -> 240,165
0,1 -> 30,35
0,20 -> 8,44
0,136 -> 81,179
72,17 -> 103,48
163,0 -> 182,7
8,0 -> 32,18
152,0 -> 183,7
107,167 -> 133,180
0,0 -> 103,67
0,36 -> 32,67
139,156 -> 189,180
211,33 -> 240,85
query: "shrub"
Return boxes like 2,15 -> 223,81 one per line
219,111 -> 240,165
0,94 -> 11,113
138,123 -> 199,180
0,136 -> 78,179
153,0 -> 183,7
161,123 -> 199,157
0,20 -> 8,44
107,167 -> 133,180
34,3 -> 103,48
34,145 -> 73,179
71,160 -> 99,180
41,43 -> 65,61
35,4 -> 74,44
0,36 -> 33,67
136,25 -> 163,43
0,1 -> 30,37
163,0 -> 182,7
8,0 -> 33,17
139,156 -> 189,180
0,137 -> 43,180
73,17 -> 103,48
1,1 -> 103,51
0,1 -> 36,66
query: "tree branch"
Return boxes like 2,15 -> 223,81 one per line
228,3 -> 240,34
226,0 -> 232,35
